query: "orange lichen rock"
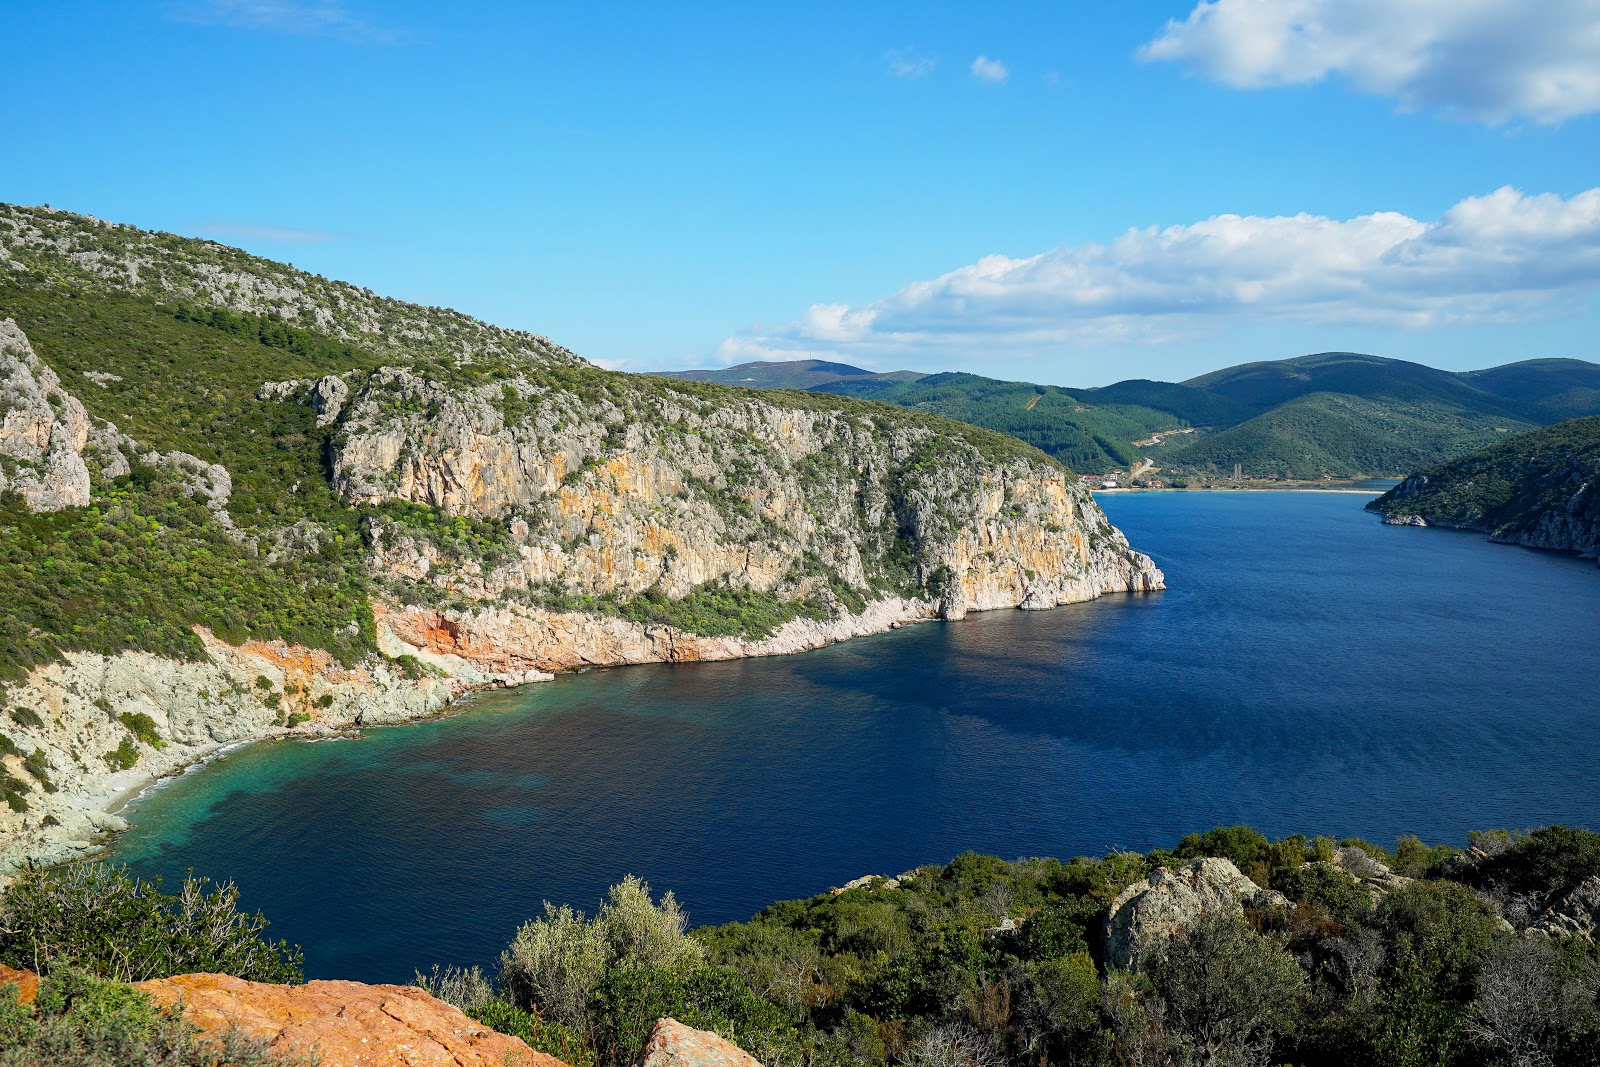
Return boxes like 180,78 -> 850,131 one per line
0,965 -> 39,1006
136,972 -> 570,1067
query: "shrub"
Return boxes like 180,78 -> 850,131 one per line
0,864 -> 303,984
117,712 -> 163,748
501,876 -> 705,1035
100,740 -> 137,772
0,967 -> 303,1066
589,965 -> 793,1067
5,708 -> 43,730
1469,825 -> 1600,901
469,1000 -> 595,1067
1141,909 -> 1306,1066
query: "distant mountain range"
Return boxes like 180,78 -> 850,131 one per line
657,353 -> 1600,477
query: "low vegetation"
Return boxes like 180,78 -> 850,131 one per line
407,823 -> 1600,1067
3,824 -> 1598,1065
0,862 -> 306,1066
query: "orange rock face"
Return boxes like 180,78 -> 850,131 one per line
636,1017 -> 765,1067
0,964 -> 38,1006
135,973 -> 570,1067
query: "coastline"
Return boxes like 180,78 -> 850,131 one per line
12,556 -> 1165,881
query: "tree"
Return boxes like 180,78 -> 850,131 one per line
1465,937 -> 1600,1067
1141,910 -> 1305,1067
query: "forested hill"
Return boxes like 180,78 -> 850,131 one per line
1368,416 -> 1600,565
654,352 -> 1600,477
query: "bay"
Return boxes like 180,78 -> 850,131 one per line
112,492 -> 1600,982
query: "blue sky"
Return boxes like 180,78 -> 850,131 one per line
5,1 -> 1599,385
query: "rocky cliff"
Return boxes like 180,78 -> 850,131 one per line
0,202 -> 1162,877
1368,415 -> 1600,565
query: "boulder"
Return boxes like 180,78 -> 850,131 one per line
1104,857 -> 1289,971
1528,875 -> 1600,941
135,972 -> 569,1067
0,964 -> 38,1006
637,1017 -> 764,1067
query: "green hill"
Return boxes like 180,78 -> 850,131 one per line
1460,358 -> 1600,422
654,351 -> 1600,478
657,359 -> 923,391
813,372 -> 1180,471
1367,416 -> 1600,564
1153,393 -> 1537,479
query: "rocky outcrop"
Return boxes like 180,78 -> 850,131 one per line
636,1017 -> 765,1067
1528,876 -> 1600,941
136,972 -> 569,1067
0,318 -> 95,510
340,368 -> 1162,620
0,628 -> 458,879
1104,858 -> 1289,971
1326,847 -> 1413,901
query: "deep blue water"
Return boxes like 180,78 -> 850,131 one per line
113,492 -> 1600,982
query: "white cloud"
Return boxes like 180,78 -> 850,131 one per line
170,1 -> 402,43
1139,0 -> 1600,125
715,187 -> 1600,366
970,56 -> 1009,83
885,48 -> 935,79
196,221 -> 339,244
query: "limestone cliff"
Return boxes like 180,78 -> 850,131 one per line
0,202 -> 1162,878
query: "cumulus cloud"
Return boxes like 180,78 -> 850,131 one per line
714,186 -> 1600,366
1139,0 -> 1600,125
170,1 -> 402,43
885,48 -> 935,79
970,56 -> 1009,83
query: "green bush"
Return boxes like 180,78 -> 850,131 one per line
0,863 -> 303,984
100,741 -> 137,772
116,712 -> 163,748
0,967 -> 303,1066
5,708 -> 42,730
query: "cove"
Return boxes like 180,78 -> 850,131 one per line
112,492 -> 1600,983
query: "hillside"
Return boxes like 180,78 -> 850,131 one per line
1461,358 -> 1600,422
1152,392 -> 1537,479
813,372 -> 1183,471
1367,416 -> 1600,564
0,202 -> 1161,876
659,352 -> 1600,477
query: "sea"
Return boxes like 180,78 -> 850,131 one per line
111,491 -> 1600,982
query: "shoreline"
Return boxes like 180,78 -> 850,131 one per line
59,588 -> 1162,875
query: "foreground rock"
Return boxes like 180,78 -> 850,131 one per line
136,972 -> 567,1067
0,965 -> 38,1006
1104,858 -> 1289,971
637,1017 -> 765,1067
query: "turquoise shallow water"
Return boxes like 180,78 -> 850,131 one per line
112,492 -> 1600,982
